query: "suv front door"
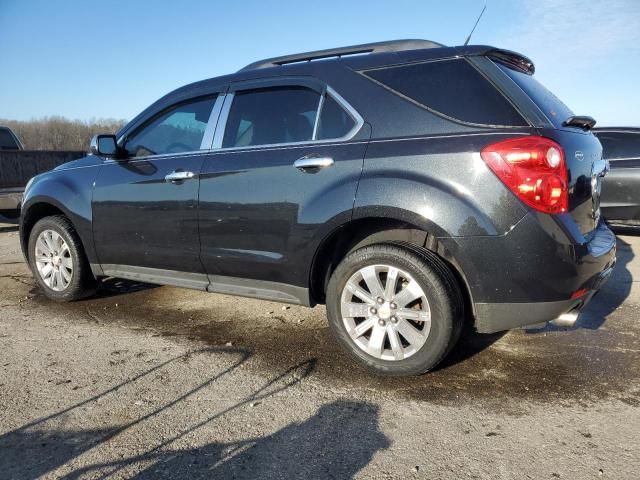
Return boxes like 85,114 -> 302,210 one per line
92,94 -> 222,285
198,79 -> 369,301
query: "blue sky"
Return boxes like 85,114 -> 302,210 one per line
1,0 -> 639,126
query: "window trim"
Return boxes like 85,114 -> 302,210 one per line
112,80 -> 364,162
211,83 -> 364,151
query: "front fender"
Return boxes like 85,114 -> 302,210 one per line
20,163 -> 101,264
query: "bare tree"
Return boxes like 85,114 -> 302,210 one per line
0,117 -> 127,151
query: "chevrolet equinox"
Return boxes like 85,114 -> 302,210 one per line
20,40 -> 616,375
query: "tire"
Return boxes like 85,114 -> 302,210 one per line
28,215 -> 97,301
326,243 -> 463,376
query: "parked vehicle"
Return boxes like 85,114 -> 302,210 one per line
0,126 -> 24,218
593,127 -> 640,225
0,149 -> 85,219
20,40 -> 616,375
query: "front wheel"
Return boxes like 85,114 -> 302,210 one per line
28,215 -> 96,301
326,243 -> 463,376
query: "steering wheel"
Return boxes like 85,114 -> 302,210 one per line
164,142 -> 192,154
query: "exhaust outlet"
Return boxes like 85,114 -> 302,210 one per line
550,310 -> 579,328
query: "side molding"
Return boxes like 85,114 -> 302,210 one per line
97,264 -> 311,306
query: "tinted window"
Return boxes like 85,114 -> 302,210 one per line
317,95 -> 356,140
0,128 -> 20,150
223,86 -> 320,148
125,96 -> 216,157
496,62 -> 574,129
363,58 -> 526,126
594,131 -> 640,160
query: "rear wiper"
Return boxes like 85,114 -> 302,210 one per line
563,116 -> 596,130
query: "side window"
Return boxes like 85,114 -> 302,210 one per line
362,58 -> 527,127
223,86 -> 320,148
316,95 -> 356,140
125,96 -> 217,157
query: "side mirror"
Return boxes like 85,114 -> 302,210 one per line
90,134 -> 119,158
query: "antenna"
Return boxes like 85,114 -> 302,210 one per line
464,3 -> 487,46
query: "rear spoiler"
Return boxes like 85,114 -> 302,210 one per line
486,49 -> 535,75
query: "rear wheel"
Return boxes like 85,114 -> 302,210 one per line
28,215 -> 96,301
326,243 -> 462,376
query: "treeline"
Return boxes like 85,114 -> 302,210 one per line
0,116 -> 127,151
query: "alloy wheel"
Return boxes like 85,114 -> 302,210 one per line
340,264 -> 431,361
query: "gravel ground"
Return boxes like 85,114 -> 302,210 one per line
0,216 -> 638,479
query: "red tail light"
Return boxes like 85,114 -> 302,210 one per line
480,136 -> 568,214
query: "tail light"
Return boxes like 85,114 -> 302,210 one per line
480,136 -> 568,214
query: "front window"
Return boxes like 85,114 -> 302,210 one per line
125,96 -> 217,157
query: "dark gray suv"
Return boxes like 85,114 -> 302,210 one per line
20,40 -> 616,375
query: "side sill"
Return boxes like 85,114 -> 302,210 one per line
207,274 -> 311,306
100,264 -> 209,290
96,264 -> 312,307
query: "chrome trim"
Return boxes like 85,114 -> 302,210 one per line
294,156 -> 334,171
311,92 -> 326,140
603,156 -> 640,162
212,93 -> 234,149
200,94 -> 226,150
326,85 -> 364,138
165,170 -> 195,183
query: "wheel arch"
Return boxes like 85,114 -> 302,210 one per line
19,198 -> 94,271
308,217 -> 475,319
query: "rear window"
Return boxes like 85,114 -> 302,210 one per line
0,128 -> 19,150
362,58 -> 527,127
496,62 -> 574,129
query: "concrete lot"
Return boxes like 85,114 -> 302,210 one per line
0,216 -> 638,479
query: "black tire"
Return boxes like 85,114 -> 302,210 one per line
326,243 -> 463,376
28,215 -> 97,301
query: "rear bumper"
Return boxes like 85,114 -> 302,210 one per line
475,261 -> 614,333
0,190 -> 23,212
444,215 -> 617,334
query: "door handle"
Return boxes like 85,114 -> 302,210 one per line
165,171 -> 195,183
293,156 -> 334,172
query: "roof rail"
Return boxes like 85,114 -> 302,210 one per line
239,39 -> 445,72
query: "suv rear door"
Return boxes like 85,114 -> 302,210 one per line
198,78 -> 368,299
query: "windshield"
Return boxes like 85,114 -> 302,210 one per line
496,62 -> 574,129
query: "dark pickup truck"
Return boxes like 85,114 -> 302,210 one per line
0,135 -> 85,218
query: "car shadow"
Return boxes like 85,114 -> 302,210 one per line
94,277 -> 159,298
0,347 -> 385,480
